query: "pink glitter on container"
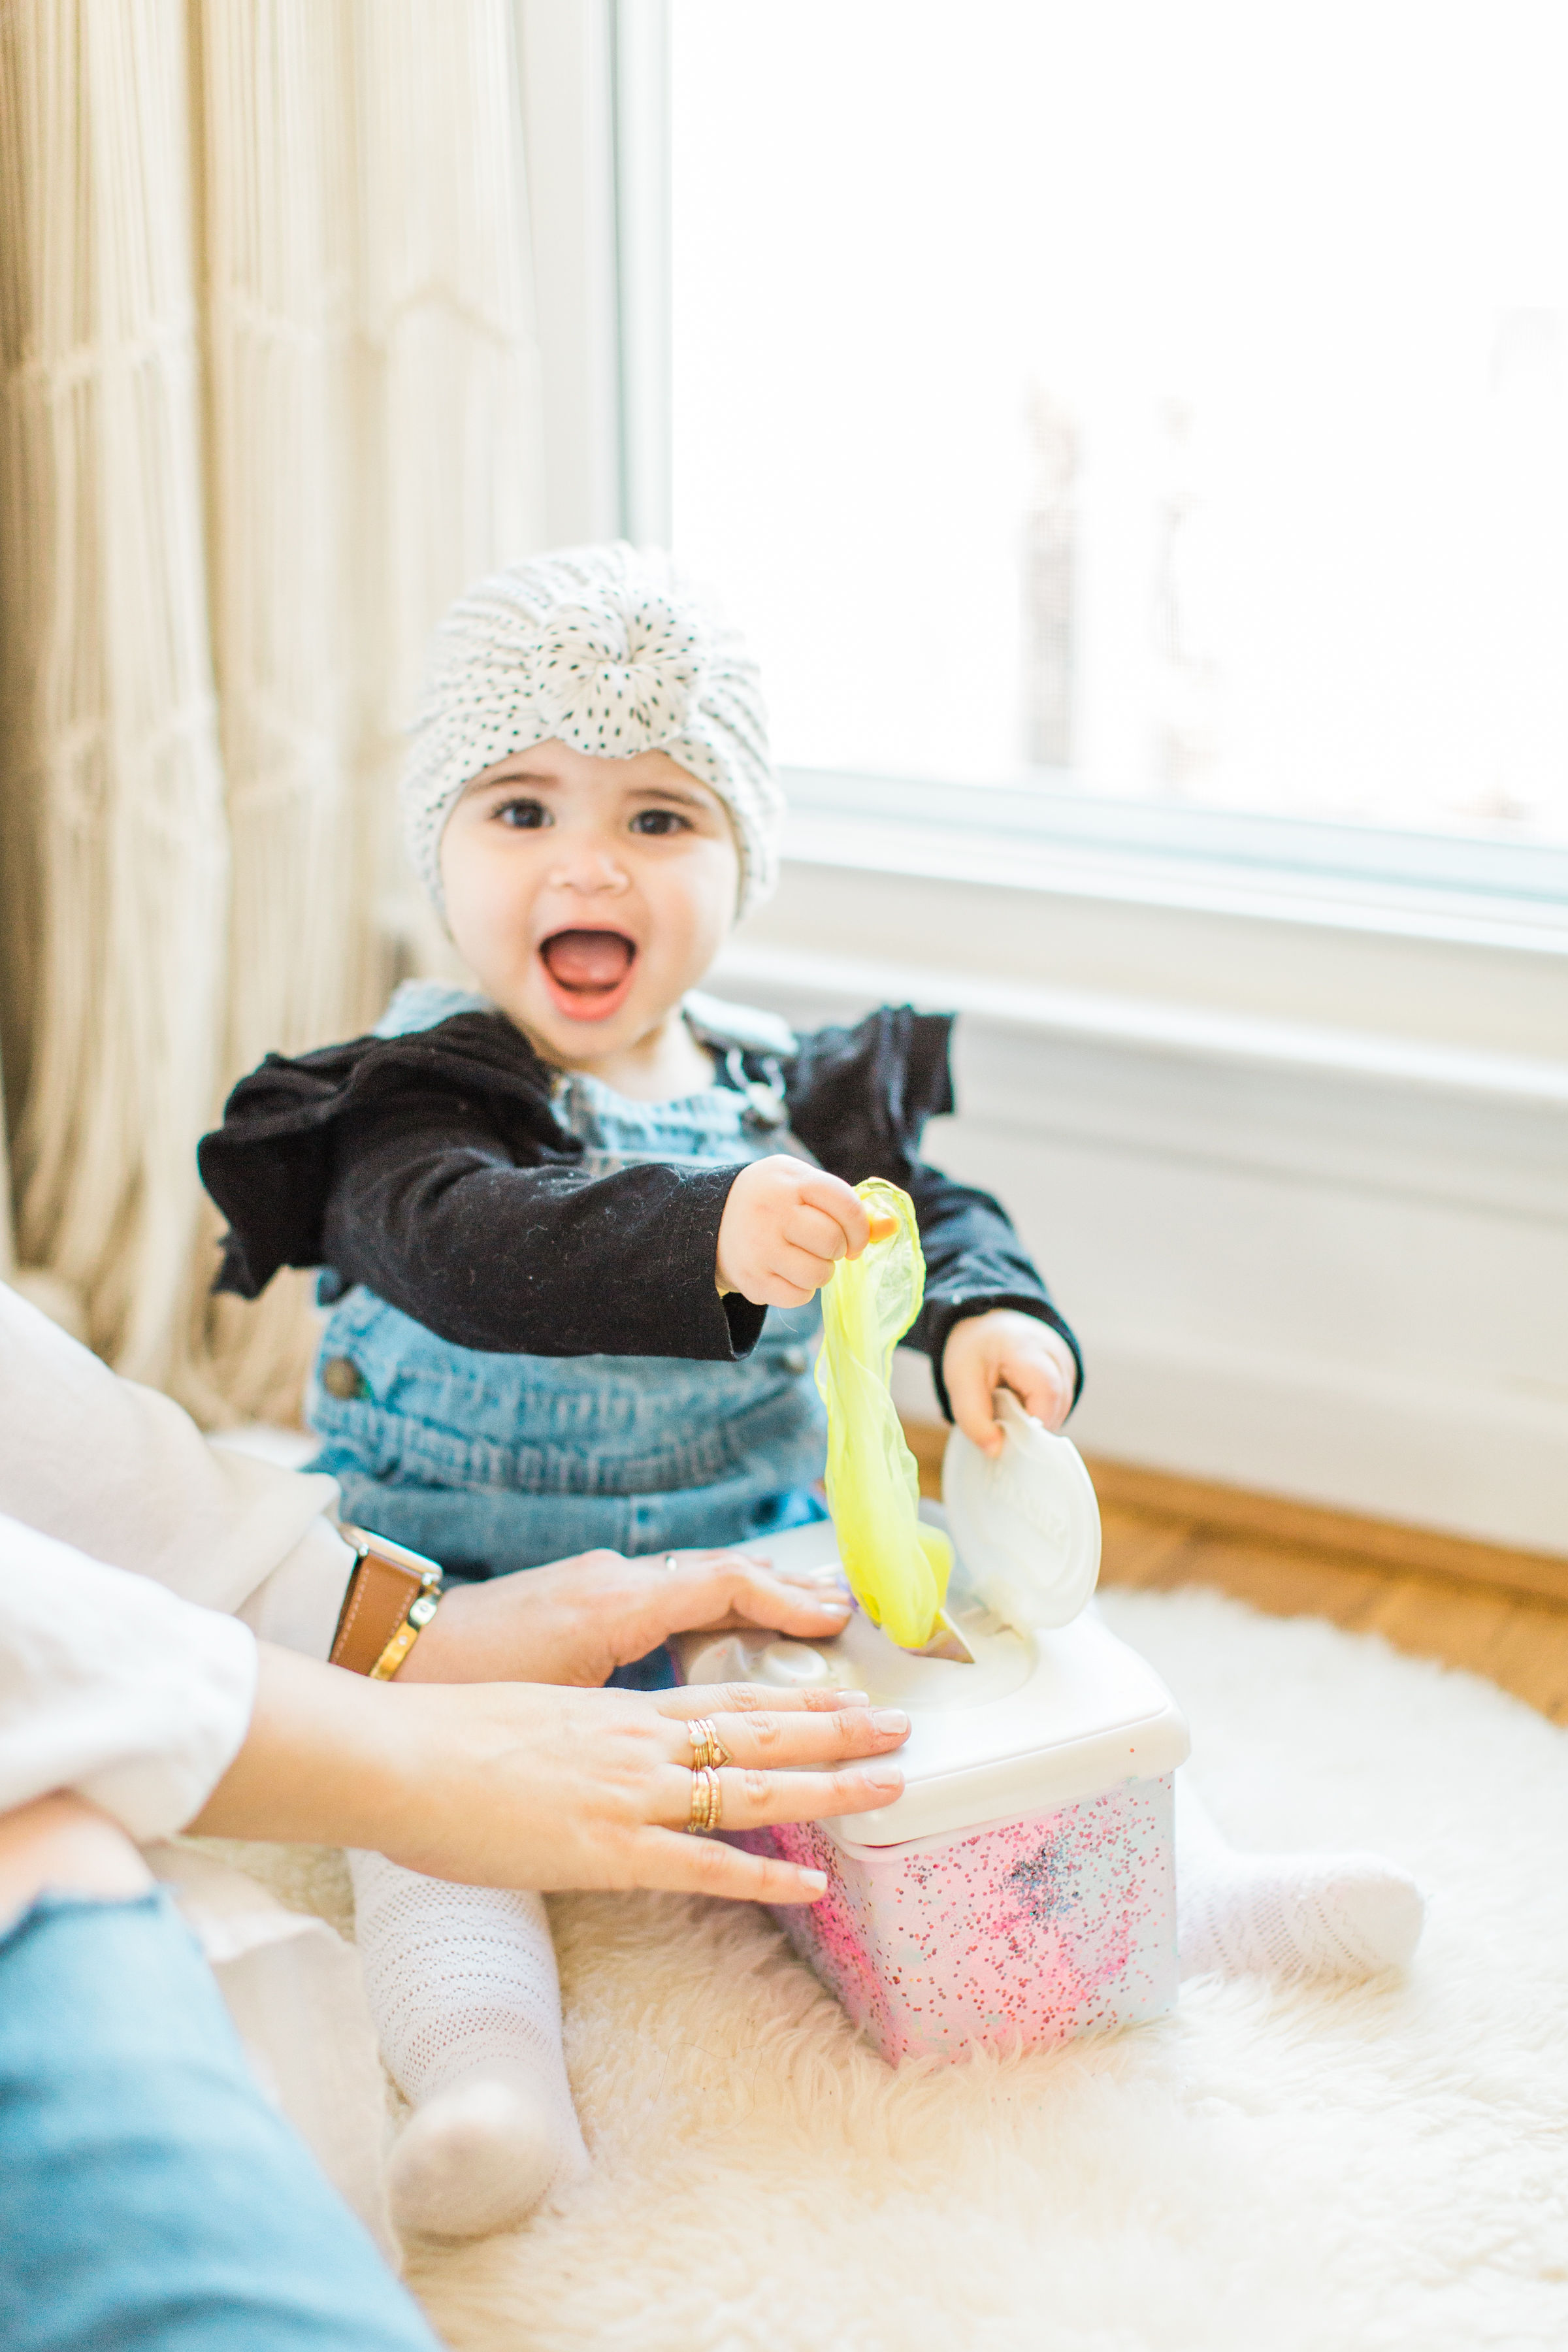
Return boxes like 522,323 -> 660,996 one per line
677,1510 -> 1189,2066
732,1771 -> 1175,2065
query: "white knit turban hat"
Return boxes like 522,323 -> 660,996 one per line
403,542 -> 782,921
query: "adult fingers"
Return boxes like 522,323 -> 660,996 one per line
650,1759 -> 904,1831
653,1680 -> 870,1722
695,1570 -> 853,1638
668,1545 -> 779,1573
704,1552 -> 847,1595
634,1556 -> 851,1644
668,1704 -> 909,1771
621,1827 -> 830,1906
716,1575 -> 853,1635
670,1553 -> 847,1593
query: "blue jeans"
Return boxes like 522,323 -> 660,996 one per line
0,1889 -> 438,2352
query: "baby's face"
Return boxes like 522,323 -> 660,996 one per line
439,740 -> 741,1067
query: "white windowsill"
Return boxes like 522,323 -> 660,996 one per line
715,938 -> 1568,1110
781,768 -> 1568,959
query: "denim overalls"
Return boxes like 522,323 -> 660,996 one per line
308,983 -> 828,1665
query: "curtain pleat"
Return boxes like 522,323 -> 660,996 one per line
0,0 -> 544,1419
351,0 -> 544,987
0,0 -> 229,1394
194,0 -> 376,1417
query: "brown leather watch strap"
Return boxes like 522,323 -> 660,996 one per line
329,1529 -> 443,1676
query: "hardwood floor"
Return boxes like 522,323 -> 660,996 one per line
1094,1500 -> 1568,1728
904,1426 -> 1568,1727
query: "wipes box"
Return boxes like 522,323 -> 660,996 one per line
676,1497 -> 1188,2065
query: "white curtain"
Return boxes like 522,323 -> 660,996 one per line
0,0 -> 544,1420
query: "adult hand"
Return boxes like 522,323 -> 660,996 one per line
715,1155 -> 872,1307
189,1646 -> 909,1906
0,1793 -> 151,1935
398,1544 -> 853,1689
941,1309 -> 1078,1457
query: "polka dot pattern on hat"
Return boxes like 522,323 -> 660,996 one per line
402,543 -> 783,921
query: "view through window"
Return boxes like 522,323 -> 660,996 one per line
668,1 -> 1568,845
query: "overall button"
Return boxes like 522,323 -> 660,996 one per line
321,1356 -> 365,1401
779,1346 -> 809,1375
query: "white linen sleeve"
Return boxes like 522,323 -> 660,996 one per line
0,1516 -> 258,1840
0,1282 -> 344,1628
235,1515 -> 357,1656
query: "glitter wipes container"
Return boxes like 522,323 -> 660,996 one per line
675,1437 -> 1189,2066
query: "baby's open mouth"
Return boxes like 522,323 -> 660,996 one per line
538,928 -> 637,1017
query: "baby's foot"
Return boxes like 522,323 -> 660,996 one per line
1178,1846 -> 1425,1983
387,2063 -> 589,2241
1173,1776 -> 1424,1984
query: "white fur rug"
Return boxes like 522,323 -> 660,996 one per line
235,1588 -> 1568,2351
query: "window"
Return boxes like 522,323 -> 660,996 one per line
663,1 -> 1568,855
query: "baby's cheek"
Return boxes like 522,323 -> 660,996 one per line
669,840 -> 740,954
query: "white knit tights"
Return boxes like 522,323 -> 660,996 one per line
350,1782 -> 1421,2242
349,1852 -> 588,2241
1173,1776 -> 1424,1983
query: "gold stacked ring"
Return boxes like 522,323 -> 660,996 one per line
686,1765 -> 723,1834
687,1717 -> 732,1772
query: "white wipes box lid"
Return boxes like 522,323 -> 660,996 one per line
942,1394 -> 1102,1631
676,1516 -> 1190,1850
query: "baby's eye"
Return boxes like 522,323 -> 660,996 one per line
629,807 -> 688,836
496,797 -> 549,829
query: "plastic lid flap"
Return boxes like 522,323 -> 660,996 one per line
941,1392 -> 1101,1632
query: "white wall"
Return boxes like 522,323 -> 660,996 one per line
517,0 -> 621,547
715,853 -> 1568,1557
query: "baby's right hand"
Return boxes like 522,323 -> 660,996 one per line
716,1156 -> 872,1308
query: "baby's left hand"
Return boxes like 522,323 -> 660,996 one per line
940,1309 -> 1077,1457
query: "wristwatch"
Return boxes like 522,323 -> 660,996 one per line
329,1527 -> 444,1679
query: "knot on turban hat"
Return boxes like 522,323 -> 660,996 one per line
402,543 -> 781,921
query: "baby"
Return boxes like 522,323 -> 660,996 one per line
204,545 -> 1421,2240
